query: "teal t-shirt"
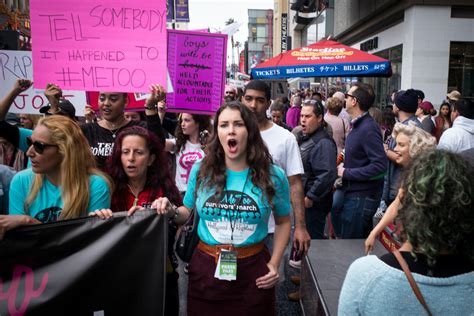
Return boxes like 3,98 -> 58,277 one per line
18,127 -> 33,153
9,168 -> 111,223
183,163 -> 291,247
19,127 -> 33,167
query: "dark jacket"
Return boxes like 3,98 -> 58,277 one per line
382,116 -> 422,203
297,126 -> 337,202
343,113 -> 387,198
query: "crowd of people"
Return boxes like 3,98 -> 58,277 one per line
0,78 -> 473,315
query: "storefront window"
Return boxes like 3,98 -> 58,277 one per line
363,44 -> 402,108
448,42 -> 473,100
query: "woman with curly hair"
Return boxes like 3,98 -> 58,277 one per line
164,113 -> 211,195
148,101 -> 291,315
340,149 -> 473,315
367,122 -> 436,253
91,125 -> 181,315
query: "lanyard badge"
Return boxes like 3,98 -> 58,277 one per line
214,249 -> 237,281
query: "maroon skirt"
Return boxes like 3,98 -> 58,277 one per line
187,246 -> 276,316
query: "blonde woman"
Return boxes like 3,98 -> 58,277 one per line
18,114 -> 42,130
0,116 -> 111,238
365,122 -> 436,253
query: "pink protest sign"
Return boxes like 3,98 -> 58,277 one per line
29,0 -> 167,93
167,30 -> 227,115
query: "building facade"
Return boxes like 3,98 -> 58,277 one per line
283,0 -> 334,89
273,0 -> 290,56
334,0 -> 474,107
246,9 -> 274,74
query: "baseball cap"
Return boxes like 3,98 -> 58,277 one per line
40,99 -> 76,120
5,113 -> 20,126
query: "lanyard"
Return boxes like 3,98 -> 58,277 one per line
225,171 -> 249,245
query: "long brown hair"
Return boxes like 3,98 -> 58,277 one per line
195,102 -> 277,206
175,113 -> 211,153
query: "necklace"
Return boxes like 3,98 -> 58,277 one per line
104,117 -> 127,138
127,184 -> 144,207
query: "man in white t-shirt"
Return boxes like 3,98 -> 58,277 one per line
241,80 -> 310,257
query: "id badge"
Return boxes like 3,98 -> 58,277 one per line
214,249 -> 237,281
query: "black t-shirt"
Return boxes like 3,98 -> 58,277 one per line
80,120 -> 144,170
81,113 -> 164,170
380,251 -> 473,278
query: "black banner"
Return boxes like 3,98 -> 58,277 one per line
0,210 -> 167,315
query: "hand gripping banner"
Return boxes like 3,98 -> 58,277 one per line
0,210 -> 167,315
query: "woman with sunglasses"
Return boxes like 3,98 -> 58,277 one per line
142,102 -> 291,315
0,116 -> 111,239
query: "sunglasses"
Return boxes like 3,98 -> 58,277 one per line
345,93 -> 357,100
26,137 -> 58,154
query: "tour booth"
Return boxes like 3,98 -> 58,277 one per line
251,39 -> 392,98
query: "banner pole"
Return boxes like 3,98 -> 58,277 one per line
172,0 -> 177,30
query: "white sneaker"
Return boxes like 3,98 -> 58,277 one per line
289,258 -> 301,269
289,244 -> 302,269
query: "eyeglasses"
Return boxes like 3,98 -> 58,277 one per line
225,91 -> 236,95
345,93 -> 356,100
26,137 -> 58,154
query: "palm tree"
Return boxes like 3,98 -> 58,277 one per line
234,41 -> 242,73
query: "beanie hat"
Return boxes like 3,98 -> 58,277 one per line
414,89 -> 425,101
395,89 -> 418,113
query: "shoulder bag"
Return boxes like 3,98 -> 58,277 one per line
393,249 -> 433,316
175,208 -> 200,263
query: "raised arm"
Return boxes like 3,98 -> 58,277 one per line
365,189 -> 403,254
144,84 -> 167,145
43,83 -> 62,114
0,79 -> 33,121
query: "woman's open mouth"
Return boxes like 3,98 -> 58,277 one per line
228,139 -> 238,154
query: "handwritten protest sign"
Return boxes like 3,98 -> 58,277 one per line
167,30 -> 227,114
0,50 -> 86,115
29,0 -> 167,93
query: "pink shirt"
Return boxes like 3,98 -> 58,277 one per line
324,113 -> 350,154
